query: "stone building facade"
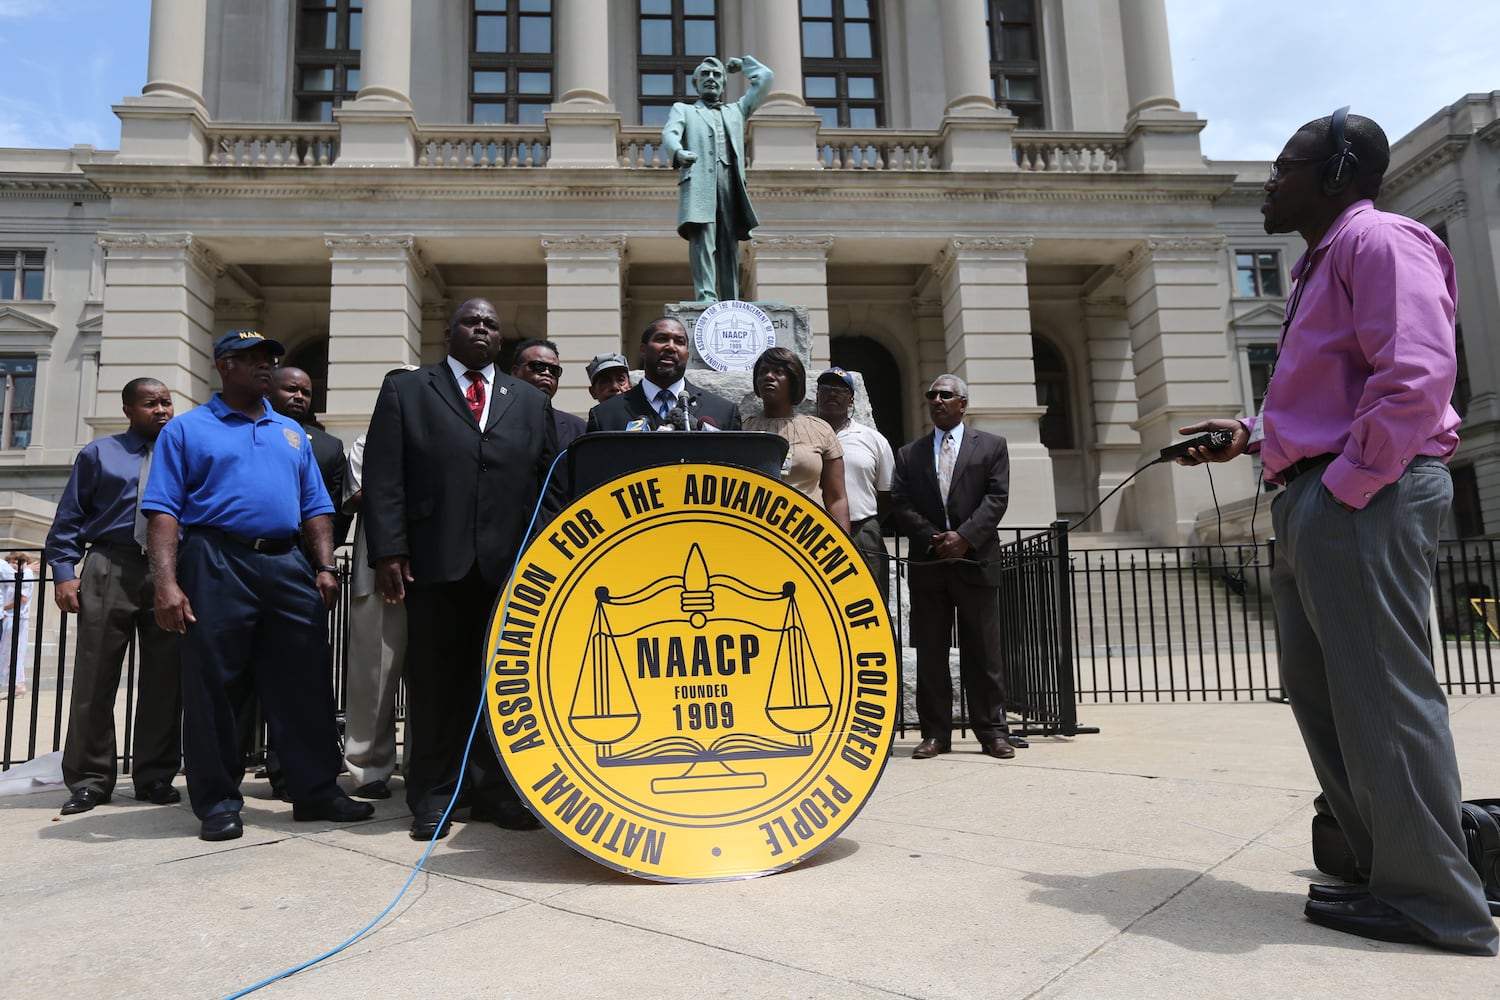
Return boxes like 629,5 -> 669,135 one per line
0,0 -> 1494,543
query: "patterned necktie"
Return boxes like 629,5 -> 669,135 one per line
464,371 -> 486,424
657,387 -> 676,421
938,431 -> 956,506
132,443 -> 153,550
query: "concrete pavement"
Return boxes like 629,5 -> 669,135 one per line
3,698 -> 1497,998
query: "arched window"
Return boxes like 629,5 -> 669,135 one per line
1032,335 -> 1073,450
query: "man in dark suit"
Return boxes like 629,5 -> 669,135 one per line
270,366 -> 351,545
890,374 -> 1017,761
363,297 -> 560,841
585,317 -> 742,433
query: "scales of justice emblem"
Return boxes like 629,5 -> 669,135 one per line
568,543 -> 832,795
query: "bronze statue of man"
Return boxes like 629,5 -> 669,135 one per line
661,55 -> 773,303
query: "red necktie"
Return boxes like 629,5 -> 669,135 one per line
464,371 -> 486,424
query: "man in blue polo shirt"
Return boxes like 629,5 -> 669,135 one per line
142,329 -> 372,842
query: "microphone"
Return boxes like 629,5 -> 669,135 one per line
1157,429 -> 1233,464
670,392 -> 689,431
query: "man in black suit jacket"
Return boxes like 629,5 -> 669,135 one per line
585,317 -> 742,432
270,367 -> 351,544
890,374 -> 1017,761
363,297 -> 560,840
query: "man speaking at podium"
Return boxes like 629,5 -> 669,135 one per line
586,317 -> 741,433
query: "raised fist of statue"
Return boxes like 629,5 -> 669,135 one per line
725,57 -> 744,74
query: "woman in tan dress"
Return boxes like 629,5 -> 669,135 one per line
743,347 -> 850,532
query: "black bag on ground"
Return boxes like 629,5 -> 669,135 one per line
1310,793 -> 1363,884
1458,799 -> 1500,917
1310,793 -> 1500,916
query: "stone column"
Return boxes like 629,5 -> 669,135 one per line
1118,236 -> 1253,543
143,0 -> 207,105
747,235 -> 832,370
1081,294 -> 1139,532
546,0 -> 623,167
1118,0 -> 1178,119
745,0 -> 821,168
932,236 -> 1053,524
117,0 -> 208,163
1118,0 -> 1204,170
94,233 -> 220,425
1433,191 -> 1500,531
935,0 -> 1013,171
323,234 -> 425,446
542,235 -> 627,418
336,0 -> 418,167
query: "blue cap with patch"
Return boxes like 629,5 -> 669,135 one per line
214,329 -> 286,359
817,366 -> 856,393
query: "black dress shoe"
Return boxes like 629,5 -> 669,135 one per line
1308,881 -> 1371,904
292,794 -> 375,823
352,780 -> 391,800
1304,895 -> 1425,945
911,738 -> 950,759
60,787 -> 110,815
134,779 -> 181,805
471,800 -> 542,831
979,736 -> 1016,759
200,812 -> 244,842
410,813 -> 452,841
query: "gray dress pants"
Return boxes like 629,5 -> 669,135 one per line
1272,457 -> 1497,954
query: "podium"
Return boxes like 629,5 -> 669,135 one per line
567,431 -> 789,498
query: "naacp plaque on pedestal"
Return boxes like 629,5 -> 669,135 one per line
484,463 -> 897,881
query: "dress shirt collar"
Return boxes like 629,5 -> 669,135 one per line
643,377 -> 686,401
445,354 -> 496,386
932,422 -> 965,453
1293,200 -> 1374,280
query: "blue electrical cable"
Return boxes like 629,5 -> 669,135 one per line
224,448 -> 568,1000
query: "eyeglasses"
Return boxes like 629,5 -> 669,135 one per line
816,385 -> 851,396
524,359 -> 563,378
1268,156 -> 1322,181
924,389 -> 962,401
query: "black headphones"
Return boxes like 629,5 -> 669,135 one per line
1322,105 -> 1359,195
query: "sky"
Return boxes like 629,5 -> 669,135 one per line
0,1 -> 1496,161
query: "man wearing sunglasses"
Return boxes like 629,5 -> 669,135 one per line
1178,111 -> 1496,954
512,338 -> 586,451
891,375 -> 1017,762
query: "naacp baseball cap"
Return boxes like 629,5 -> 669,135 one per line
214,329 -> 286,358
817,366 -> 856,393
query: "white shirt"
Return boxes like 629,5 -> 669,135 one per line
445,355 -> 497,428
835,420 -> 894,522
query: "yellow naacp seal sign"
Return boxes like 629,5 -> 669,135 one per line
484,463 -> 898,882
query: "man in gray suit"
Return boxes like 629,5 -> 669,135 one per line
661,55 -> 772,303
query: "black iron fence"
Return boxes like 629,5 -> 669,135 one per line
7,533 -> 1498,771
0,547 -> 360,773
889,523 -> 1090,739
1069,540 -> 1279,702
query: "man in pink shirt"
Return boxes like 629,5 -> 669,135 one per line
1179,109 -> 1497,955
